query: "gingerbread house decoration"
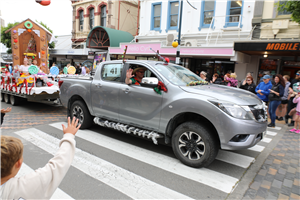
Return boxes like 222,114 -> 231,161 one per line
6,18 -> 53,68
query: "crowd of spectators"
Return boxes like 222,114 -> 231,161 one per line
199,70 -> 300,130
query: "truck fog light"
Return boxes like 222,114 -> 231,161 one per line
230,134 -> 249,142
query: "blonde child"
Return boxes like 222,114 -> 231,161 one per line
290,94 -> 300,134
1,117 -> 80,199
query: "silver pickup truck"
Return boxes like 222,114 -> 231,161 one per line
59,60 -> 267,168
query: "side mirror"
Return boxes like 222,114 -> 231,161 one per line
141,77 -> 158,88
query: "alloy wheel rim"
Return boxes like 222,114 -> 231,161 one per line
72,105 -> 84,124
178,131 -> 205,160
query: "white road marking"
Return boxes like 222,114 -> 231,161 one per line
15,128 -> 192,199
50,122 -> 239,193
267,126 -> 281,130
266,131 -> 277,136
261,137 -> 272,143
216,151 -> 255,168
248,145 -> 265,152
16,163 -> 74,200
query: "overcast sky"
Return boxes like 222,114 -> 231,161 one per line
1,0 -> 72,36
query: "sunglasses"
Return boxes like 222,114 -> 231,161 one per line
296,73 -> 300,76
137,71 -> 145,73
246,80 -> 251,81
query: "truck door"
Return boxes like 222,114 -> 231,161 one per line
119,64 -> 163,131
91,63 -> 123,121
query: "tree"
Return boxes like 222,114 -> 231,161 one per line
35,20 -> 55,49
1,22 -> 19,54
276,1 -> 300,23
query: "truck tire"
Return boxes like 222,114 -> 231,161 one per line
172,122 -> 219,168
10,95 -> 21,106
0,93 -> 4,102
70,100 -> 93,129
4,94 -> 10,104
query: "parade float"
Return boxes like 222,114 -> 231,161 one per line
0,19 -> 60,105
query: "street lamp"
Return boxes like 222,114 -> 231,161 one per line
175,0 -> 197,65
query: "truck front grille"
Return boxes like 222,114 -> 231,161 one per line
249,105 -> 267,122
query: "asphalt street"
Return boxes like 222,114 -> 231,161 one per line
0,101 -> 286,199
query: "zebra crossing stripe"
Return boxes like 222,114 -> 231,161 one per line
16,163 -> 74,200
261,137 -> 272,143
216,151 -> 255,168
267,127 -> 281,130
248,145 -> 265,152
50,122 -> 239,193
15,128 -> 193,199
266,131 -> 277,136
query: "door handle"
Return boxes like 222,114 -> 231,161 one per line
122,88 -> 130,93
95,83 -> 101,88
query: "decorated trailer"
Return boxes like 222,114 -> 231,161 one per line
0,19 -> 60,105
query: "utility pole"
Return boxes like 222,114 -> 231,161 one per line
175,0 -> 183,65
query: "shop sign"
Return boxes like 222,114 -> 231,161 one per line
234,42 -> 300,51
109,43 -> 234,56
266,42 -> 299,51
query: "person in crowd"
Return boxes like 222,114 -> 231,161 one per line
276,75 -> 290,121
0,117 -> 80,199
285,71 -> 300,126
289,93 -> 300,134
125,67 -> 147,85
255,75 -> 272,104
268,74 -> 285,127
239,72 -> 252,87
81,64 -> 86,75
85,65 -> 90,74
200,71 -> 209,82
75,64 -> 81,75
239,75 -> 256,94
195,70 -> 200,76
1,107 -> 12,125
225,72 -> 238,87
210,73 -> 223,84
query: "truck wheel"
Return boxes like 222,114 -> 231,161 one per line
4,94 -> 10,104
70,100 -> 93,129
10,95 -> 20,106
1,93 -> 4,102
172,122 -> 219,168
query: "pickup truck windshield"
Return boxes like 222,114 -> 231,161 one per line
155,64 -> 205,86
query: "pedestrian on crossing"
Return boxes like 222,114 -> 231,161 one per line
0,107 -> 11,125
0,117 -> 80,200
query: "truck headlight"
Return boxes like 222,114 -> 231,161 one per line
209,100 -> 255,120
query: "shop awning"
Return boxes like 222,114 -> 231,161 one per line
86,26 -> 134,49
234,41 -> 300,56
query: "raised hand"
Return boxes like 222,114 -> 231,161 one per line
126,68 -> 134,79
1,107 -> 12,114
62,117 -> 81,135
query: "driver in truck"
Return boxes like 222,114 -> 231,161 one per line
125,66 -> 147,85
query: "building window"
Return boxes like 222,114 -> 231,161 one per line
101,6 -> 106,27
166,1 -> 179,32
79,10 -> 84,31
89,8 -> 94,30
151,2 -> 162,32
199,1 -> 215,30
224,1 -> 243,28
278,1 -> 292,15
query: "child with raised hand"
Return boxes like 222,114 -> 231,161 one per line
290,94 -> 300,134
0,117 -> 80,199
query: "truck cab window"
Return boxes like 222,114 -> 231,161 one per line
101,64 -> 123,82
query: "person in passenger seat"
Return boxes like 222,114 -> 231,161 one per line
125,67 -> 147,85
